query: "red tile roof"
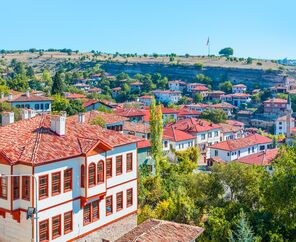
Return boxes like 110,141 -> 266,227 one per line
219,123 -> 243,134
209,134 -> 272,151
192,85 -> 209,91
137,139 -> 151,149
233,84 -> 247,88
139,95 -> 153,99
237,148 -> 278,166
0,114 -> 140,165
64,93 -> 86,99
164,126 -> 195,142
168,118 -> 220,133
211,102 -> 236,109
263,98 -> 288,104
115,219 -> 204,242
226,120 -> 245,127
112,87 -> 121,91
177,108 -> 201,117
130,81 -> 143,85
115,108 -> 145,117
169,80 -> 187,85
123,121 -> 150,134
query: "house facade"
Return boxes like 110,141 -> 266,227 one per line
232,84 -> 247,94
152,90 -> 182,104
0,113 -> 140,242
168,80 -> 186,92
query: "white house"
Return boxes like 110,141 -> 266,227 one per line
232,84 -> 247,94
275,115 -> 295,135
138,95 -> 154,107
152,90 -> 182,104
74,83 -> 90,91
221,93 -> 251,107
168,80 -> 187,92
163,126 -> 196,151
219,123 -> 245,141
0,112 -> 140,242
186,83 -> 207,93
209,134 -> 273,163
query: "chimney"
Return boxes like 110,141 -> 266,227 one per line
2,112 -> 14,126
25,90 -> 30,97
8,93 -> 12,101
28,109 -> 36,119
78,113 -> 85,123
21,109 -> 29,120
51,114 -> 66,136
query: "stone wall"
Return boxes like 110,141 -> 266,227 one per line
75,213 -> 137,242
99,62 -> 287,89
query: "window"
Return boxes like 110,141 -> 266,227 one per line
252,147 -> 255,153
92,200 -> 99,221
214,131 -> 219,137
126,153 -> 133,172
35,104 -> 40,110
164,141 -> 168,148
208,132 -> 212,138
88,163 -> 96,187
116,192 -> 123,211
260,145 -> 265,151
39,175 -> 48,200
116,156 -> 122,175
81,165 -> 85,188
248,148 -> 251,154
64,169 -> 72,192
45,103 -> 49,110
201,134 -> 206,140
52,215 -> 61,239
13,177 -> 20,200
97,161 -> 104,184
106,196 -> 113,215
214,150 -> 218,156
51,172 -> 61,196
0,177 -> 7,199
64,211 -> 73,234
39,219 -> 49,242
127,189 -> 133,207
22,176 -> 30,201
83,201 -> 99,225
106,158 -> 112,178
83,204 -> 91,225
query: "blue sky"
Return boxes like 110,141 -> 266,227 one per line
1,0 -> 295,59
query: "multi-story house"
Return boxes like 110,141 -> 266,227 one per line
123,121 -> 150,139
73,83 -> 90,91
163,126 -> 196,151
138,95 -> 153,107
232,84 -> 247,94
0,112 -> 140,242
210,102 -> 236,117
209,134 -> 273,163
221,93 -> 251,107
129,82 -> 143,93
219,123 -> 244,141
0,91 -> 53,113
263,98 -> 288,115
152,90 -> 182,104
167,118 -> 221,160
186,83 -> 207,93
207,91 -> 225,101
168,80 -> 187,92
88,87 -> 102,95
275,115 -> 295,135
191,85 -> 209,97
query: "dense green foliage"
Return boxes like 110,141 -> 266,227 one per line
219,47 -> 234,57
200,109 -> 227,123
139,146 -> 296,241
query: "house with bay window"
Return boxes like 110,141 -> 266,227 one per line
0,112 -> 140,242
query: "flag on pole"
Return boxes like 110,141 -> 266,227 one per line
206,37 -> 210,46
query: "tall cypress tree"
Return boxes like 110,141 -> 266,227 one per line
51,71 -> 64,95
149,99 -> 163,176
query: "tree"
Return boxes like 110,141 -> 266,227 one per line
195,74 -> 212,86
246,57 -> 253,64
219,81 -> 233,94
91,115 -> 106,128
229,210 -> 255,242
219,47 -> 234,57
150,99 -> 163,176
193,93 -> 203,103
51,71 -> 64,95
7,74 -> 29,91
200,109 -> 227,123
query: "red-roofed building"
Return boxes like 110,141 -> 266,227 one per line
186,83 -> 206,93
209,134 -> 273,162
207,90 -> 225,101
164,126 -> 195,151
232,84 -> 247,94
191,85 -> 209,97
263,98 -> 288,115
237,148 -> 279,168
152,90 -> 182,104
64,92 -> 86,100
115,107 -> 145,122
0,112 -> 141,241
169,80 -> 187,91
139,95 -> 154,106
83,99 -> 114,112
87,87 -> 102,94
112,87 -> 121,98
221,93 -> 251,107
130,81 -> 143,92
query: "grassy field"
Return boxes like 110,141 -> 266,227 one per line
0,51 -> 294,71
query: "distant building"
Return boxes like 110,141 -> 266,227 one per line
207,91 -> 225,101
73,83 -> 90,91
88,87 -> 102,94
191,85 -> 209,97
186,83 -> 207,93
112,87 -> 121,98
209,134 -> 273,163
275,115 -> 295,135
221,93 -> 251,107
0,91 -> 53,113
138,95 -> 153,107
130,81 -> 143,92
232,84 -> 247,94
219,122 -> 245,141
168,80 -> 187,91
123,121 -> 150,139
64,92 -> 86,100
263,98 -> 288,115
152,90 -> 182,104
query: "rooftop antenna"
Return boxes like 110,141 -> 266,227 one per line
206,37 -> 210,56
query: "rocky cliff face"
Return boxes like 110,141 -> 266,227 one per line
100,62 -> 287,88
